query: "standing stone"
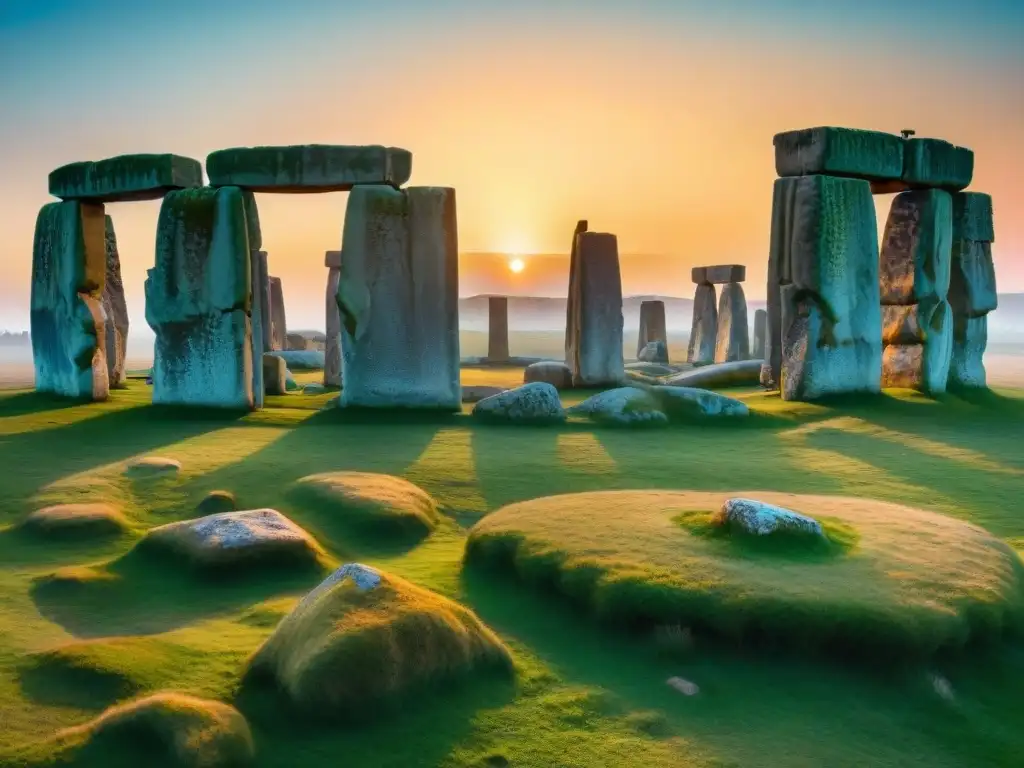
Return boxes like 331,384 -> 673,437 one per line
948,314 -> 987,389
337,185 -> 460,409
714,283 -> 750,363
564,220 -> 588,363
488,296 -> 510,362
269,277 -> 287,351
880,301 -> 953,393
253,251 -> 271,352
286,333 -> 311,351
324,250 -> 342,388
101,215 -> 129,389
566,232 -> 624,387
752,309 -> 767,360
687,284 -> 717,364
30,201 -> 109,400
263,353 -> 287,396
949,240 -> 997,317
637,300 -> 667,360
146,187 -> 252,409
249,250 -> 265,409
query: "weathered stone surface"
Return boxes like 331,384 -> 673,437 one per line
650,386 -> 749,419
488,296 -> 510,361
948,314 -> 988,389
263,353 -> 287,396
31,201 -> 109,401
242,190 -> 262,250
248,250 -> 265,409
752,309 -> 767,360
253,251 -> 271,352
716,498 -> 825,539
48,154 -> 203,203
267,349 -> 324,370
714,282 -> 749,363
100,215 -> 129,389
206,145 -> 412,192
286,332 -> 311,351
771,175 -> 882,401
949,240 -> 998,318
325,250 -> 342,269
879,190 -> 952,306
626,361 -> 675,376
687,284 -> 717,364
524,361 -> 573,389
773,127 -> 904,181
338,185 -> 460,409
146,187 -> 253,409
664,359 -> 763,389
269,276 -> 287,351
638,340 -> 669,364
566,232 -> 624,387
881,300 -> 952,394
952,192 -> 995,243
564,220 -> 589,362
324,267 -> 342,387
637,300 -> 667,359
902,138 -> 974,191
568,387 -> 667,426
692,265 -> 746,285
473,382 -> 566,424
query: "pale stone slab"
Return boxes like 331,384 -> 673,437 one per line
881,300 -> 952,394
338,185 -> 461,409
566,232 -> 624,387
472,382 -> 566,423
263,353 -> 287,395
325,250 -> 342,269
752,308 -> 767,360
637,300 -> 667,358
686,284 -> 717,364
692,265 -> 745,285
948,314 -> 987,389
249,250 -> 265,409
952,192 -> 994,243
488,296 -> 510,362
49,153 -> 203,203
524,361 -> 573,389
949,240 -> 998,318
269,276 -> 287,350
773,127 -> 904,181
718,498 -> 824,538
714,282 -> 749,363
101,215 -> 129,389
324,267 -> 342,387
879,190 -> 952,306
206,145 -> 412,192
30,201 -> 109,400
902,138 -> 973,191
563,220 -> 588,363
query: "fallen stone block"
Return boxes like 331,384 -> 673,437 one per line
949,240 -> 998,318
902,137 -> 973,191
948,314 -> 987,389
263,353 -> 287,395
879,189 -> 952,306
488,296 -> 510,362
637,300 -> 667,358
714,282 -> 749,363
49,153 -> 203,203
473,382 -> 566,424
324,267 -> 341,387
692,265 -> 745,285
773,126 -> 904,182
566,231 -> 624,387
687,284 -> 717,364
206,145 -> 412,192
567,387 -> 668,427
664,359 -> 763,389
101,215 -> 129,389
269,277 -> 287,350
31,201 -> 109,400
752,308 -> 767,359
524,361 -> 573,389
649,386 -> 749,419
881,301 -> 952,394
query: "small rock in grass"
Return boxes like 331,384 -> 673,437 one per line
295,562 -> 382,611
125,457 -> 181,476
285,371 -> 298,391
717,498 -> 825,538
523,361 -> 573,389
568,387 -> 668,426
473,382 -> 566,424
196,490 -> 237,515
303,382 -> 326,395
666,676 -> 700,696
930,673 -> 955,703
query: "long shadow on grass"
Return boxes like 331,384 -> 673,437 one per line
0,390 -> 83,419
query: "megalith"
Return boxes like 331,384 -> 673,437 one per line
253,251 -> 271,352
564,219 -> 588,363
324,250 -> 342,387
566,231 -> 624,387
101,215 -> 129,389
249,250 -> 266,409
637,300 -> 667,360
30,201 -> 109,400
263,353 -> 287,396
714,281 -> 750,363
752,309 -> 767,360
337,185 -> 460,409
207,145 -> 412,192
146,186 -> 253,409
49,153 -> 203,202
269,277 -> 287,351
488,296 -> 510,362
687,283 -> 717,364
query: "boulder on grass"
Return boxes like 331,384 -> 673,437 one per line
650,386 -> 749,420
263,354 -> 287,396
524,361 -> 573,389
638,340 -> 668,364
715,498 -> 825,539
568,387 -> 668,426
472,383 -> 566,424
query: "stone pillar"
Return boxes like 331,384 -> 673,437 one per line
252,251 -> 271,353
752,309 -> 767,360
338,185 -> 460,410
879,190 -> 954,394
488,296 -> 510,362
700,266 -> 749,363
687,268 -> 719,364
948,193 -> 997,389
637,300 -> 667,360
31,201 -> 109,401
146,187 -> 253,409
567,231 -> 624,387
249,250 -> 265,409
269,276 -> 287,351
324,250 -> 342,387
564,219 -> 588,363
101,215 -> 129,389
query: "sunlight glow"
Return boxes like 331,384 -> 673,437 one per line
509,258 -> 525,273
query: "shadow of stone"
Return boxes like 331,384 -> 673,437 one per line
0,390 -> 82,418
0,525 -> 131,568
16,653 -> 135,711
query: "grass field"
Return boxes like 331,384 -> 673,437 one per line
1,368 -> 1023,766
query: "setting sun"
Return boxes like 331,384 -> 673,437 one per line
509,258 -> 525,274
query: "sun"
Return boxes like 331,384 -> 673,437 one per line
508,258 -> 525,274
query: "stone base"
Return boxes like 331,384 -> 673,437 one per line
948,314 -> 987,389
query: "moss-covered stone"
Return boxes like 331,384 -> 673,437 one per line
206,145 -> 412,192
902,138 -> 974,191
949,240 -> 998,318
952,192 -> 995,242
948,314 -> 988,389
241,189 -> 262,249
773,127 -> 904,181
48,154 -> 203,203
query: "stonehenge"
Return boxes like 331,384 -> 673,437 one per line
564,219 -> 588,364
948,193 -> 997,388
688,265 -> 747,364
269,277 -> 287,351
488,296 -> 510,362
565,229 -> 624,387
101,215 -> 129,389
324,250 -> 342,387
637,300 -> 667,362
752,309 -> 767,360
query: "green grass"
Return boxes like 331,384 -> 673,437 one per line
0,373 -> 1023,766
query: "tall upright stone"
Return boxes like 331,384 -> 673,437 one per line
269,276 -> 287,351
101,215 -> 129,389
687,284 -> 717,364
564,220 -> 588,363
253,251 -> 271,352
488,296 -> 510,362
715,282 -> 750,363
30,201 -> 109,400
249,250 -> 265,409
637,300 -> 667,360
752,309 -> 767,360
324,250 -> 342,387
146,187 -> 253,409
337,185 -> 460,409
566,232 -> 624,387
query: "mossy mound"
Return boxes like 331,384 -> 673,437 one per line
465,490 -> 1024,659
31,692 -> 253,767
197,490 -> 237,515
289,472 -> 439,539
125,456 -> 181,476
246,564 -> 513,718
19,503 -> 129,538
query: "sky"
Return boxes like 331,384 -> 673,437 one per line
1,0 -> 1022,332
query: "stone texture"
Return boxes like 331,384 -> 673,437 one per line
714,282 -> 749,363
770,175 -> 882,401
325,250 -> 342,269
568,387 -> 667,426
488,296 -> 510,362
146,187 -> 252,409
692,265 -> 746,285
472,382 -> 566,424
242,189 -> 262,250
952,192 -> 995,243
948,314 -> 988,389
563,219 -> 589,363
206,145 -> 412,192
48,154 -> 203,203
949,240 -> 998,318
30,201 -> 109,400
269,276 -> 287,351
524,361 -> 573,389
267,350 -> 324,370
101,215 -> 129,389
664,360 -> 763,389
324,267 -> 342,387
686,284 -> 717,364
338,185 -> 460,409
253,251 -> 272,352
566,232 -> 624,387
902,138 -> 974,191
752,309 -> 767,359
249,250 -> 265,409
638,340 -> 668,364
879,190 -> 952,306
637,300 -> 667,359
263,353 -> 287,396
773,127 -> 904,181
881,300 -> 953,394
649,386 -> 749,419
717,498 -> 825,539
286,332 -> 311,351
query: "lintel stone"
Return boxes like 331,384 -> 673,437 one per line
773,127 -> 904,182
325,250 -> 342,269
902,138 -> 973,191
692,264 -> 745,285
49,154 -> 203,203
